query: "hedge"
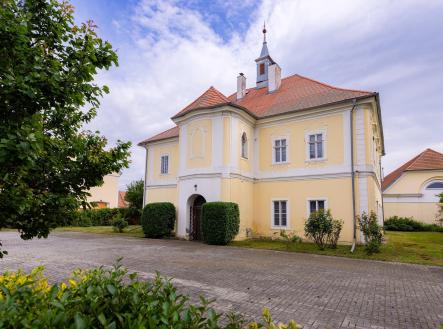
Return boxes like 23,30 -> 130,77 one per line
68,208 -> 140,227
141,202 -> 176,238
0,264 -> 298,328
384,216 -> 443,232
201,202 -> 239,245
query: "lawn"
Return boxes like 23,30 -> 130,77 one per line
54,225 -> 144,238
230,231 -> 443,267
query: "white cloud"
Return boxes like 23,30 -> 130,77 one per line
86,0 -> 443,189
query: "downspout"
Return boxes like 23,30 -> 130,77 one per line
379,158 -> 385,226
142,145 -> 148,208
350,99 -> 357,253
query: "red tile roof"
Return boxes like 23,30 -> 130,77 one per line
172,86 -> 231,118
118,191 -> 128,208
382,148 -> 443,191
140,73 -> 376,144
138,125 -> 179,145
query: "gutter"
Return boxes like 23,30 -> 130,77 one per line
350,99 -> 357,253
379,157 -> 385,226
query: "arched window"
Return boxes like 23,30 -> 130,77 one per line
426,181 -> 443,189
241,132 -> 248,159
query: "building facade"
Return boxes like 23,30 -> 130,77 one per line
383,148 -> 443,224
87,173 -> 120,208
139,30 -> 385,243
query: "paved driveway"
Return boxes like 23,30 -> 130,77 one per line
0,231 -> 442,329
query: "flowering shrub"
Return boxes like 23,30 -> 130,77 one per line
0,263 -> 299,328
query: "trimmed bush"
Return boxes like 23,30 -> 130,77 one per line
304,209 -> 343,249
0,264 -> 298,328
201,202 -> 239,245
141,202 -> 176,238
112,216 -> 128,233
384,216 -> 443,232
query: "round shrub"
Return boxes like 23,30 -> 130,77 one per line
201,202 -> 239,245
112,216 -> 128,233
141,202 -> 176,238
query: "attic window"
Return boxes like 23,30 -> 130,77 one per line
426,181 -> 443,189
259,63 -> 265,75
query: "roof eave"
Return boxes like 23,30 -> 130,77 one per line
171,102 -> 258,121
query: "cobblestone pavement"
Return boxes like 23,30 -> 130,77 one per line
0,231 -> 442,329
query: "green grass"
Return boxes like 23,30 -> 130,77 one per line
230,232 -> 443,267
53,225 -> 144,238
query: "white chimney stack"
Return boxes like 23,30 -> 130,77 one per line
237,73 -> 246,100
268,63 -> 281,93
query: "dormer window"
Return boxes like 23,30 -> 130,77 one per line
241,132 -> 248,159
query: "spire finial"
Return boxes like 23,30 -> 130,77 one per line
262,21 -> 267,43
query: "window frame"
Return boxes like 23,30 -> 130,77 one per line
306,198 -> 328,217
305,130 -> 327,162
160,154 -> 169,175
241,132 -> 248,159
271,199 -> 289,229
272,137 -> 289,164
259,63 -> 265,75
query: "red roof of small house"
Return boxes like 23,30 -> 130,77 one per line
140,73 -> 376,144
382,148 -> 443,191
118,191 -> 128,208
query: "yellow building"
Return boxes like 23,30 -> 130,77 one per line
383,148 -> 443,224
87,173 -> 120,208
139,29 -> 385,244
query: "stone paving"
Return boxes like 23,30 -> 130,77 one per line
0,231 -> 442,329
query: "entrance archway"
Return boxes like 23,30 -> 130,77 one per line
189,195 -> 206,240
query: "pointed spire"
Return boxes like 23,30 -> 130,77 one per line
259,21 -> 269,58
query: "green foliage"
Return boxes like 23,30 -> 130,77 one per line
125,179 -> 144,209
304,210 -> 343,249
436,192 -> 443,227
358,212 -> 383,255
112,216 -> 128,233
0,263 -> 298,329
201,202 -> 240,245
70,208 -> 125,227
0,0 -> 131,252
384,216 -> 443,232
141,202 -> 176,238
277,230 -> 302,250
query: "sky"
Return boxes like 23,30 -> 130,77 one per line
70,0 -> 443,190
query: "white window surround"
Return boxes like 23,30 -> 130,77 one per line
272,136 -> 289,164
271,199 -> 289,229
305,129 -> 327,162
160,154 -> 169,175
306,198 -> 328,217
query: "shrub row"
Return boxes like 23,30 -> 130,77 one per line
69,208 -> 140,227
384,216 -> 443,232
0,263 -> 297,329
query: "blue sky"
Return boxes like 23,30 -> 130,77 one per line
71,0 -> 443,189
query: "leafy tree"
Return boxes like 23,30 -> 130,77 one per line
0,0 -> 130,257
125,179 -> 144,210
436,192 -> 443,227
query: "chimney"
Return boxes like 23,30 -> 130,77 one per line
237,73 -> 246,100
268,63 -> 281,92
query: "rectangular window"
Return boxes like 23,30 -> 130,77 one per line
308,133 -> 324,159
273,200 -> 287,227
259,63 -> 265,75
309,200 -> 326,214
160,155 -> 169,174
274,139 -> 287,163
